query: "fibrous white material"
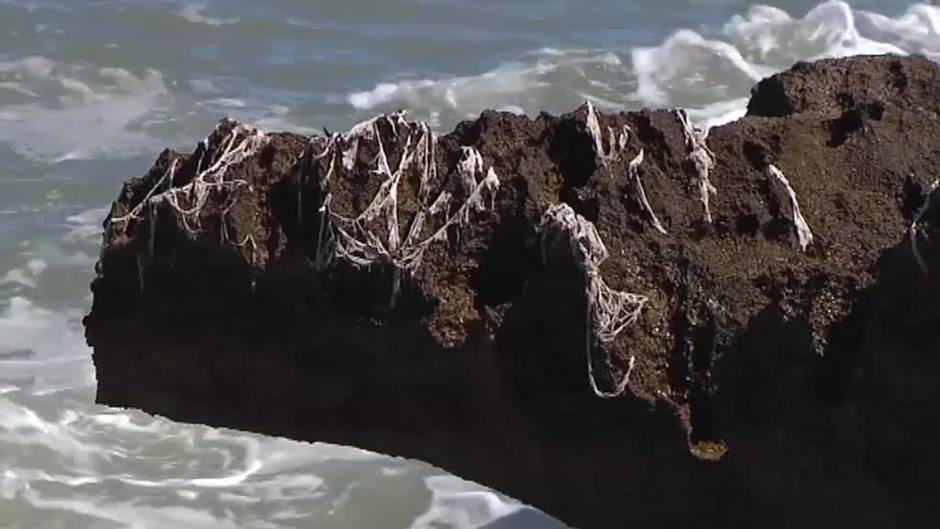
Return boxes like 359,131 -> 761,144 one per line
165,122 -> 265,233
585,100 -> 632,166
629,149 -> 668,235
676,109 -> 717,223
111,120 -> 269,262
313,112 -> 500,279
766,164 -> 814,251
911,179 -> 939,276
110,158 -> 181,228
585,101 -> 667,234
539,203 -> 649,398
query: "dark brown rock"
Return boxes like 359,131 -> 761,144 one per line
85,55 -> 940,529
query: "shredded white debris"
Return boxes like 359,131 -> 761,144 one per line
629,149 -> 668,234
112,120 -> 267,241
110,119 -> 269,273
585,101 -> 667,234
313,112 -> 499,282
585,100 -> 632,166
111,158 -> 181,227
676,110 -> 717,223
911,179 -> 939,276
766,164 -> 814,251
539,203 -> 649,398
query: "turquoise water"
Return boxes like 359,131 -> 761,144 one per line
0,1 -> 935,527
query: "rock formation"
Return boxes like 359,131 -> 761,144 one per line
85,55 -> 940,528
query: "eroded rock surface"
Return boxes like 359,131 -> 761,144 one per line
85,55 -> 940,528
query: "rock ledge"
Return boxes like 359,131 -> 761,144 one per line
86,55 -> 940,528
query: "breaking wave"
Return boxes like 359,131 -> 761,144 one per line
348,1 -> 940,129
0,57 -> 171,161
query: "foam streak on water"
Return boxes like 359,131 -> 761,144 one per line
348,1 -> 940,128
0,1 -> 935,527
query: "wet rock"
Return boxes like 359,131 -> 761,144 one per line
85,55 -> 940,529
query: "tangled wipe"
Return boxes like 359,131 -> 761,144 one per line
306,112 -> 500,305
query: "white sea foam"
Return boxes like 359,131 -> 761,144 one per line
856,4 -> 940,60
198,99 -> 318,135
346,2 -> 940,131
0,57 -> 170,160
0,398 -> 98,461
0,258 -> 47,288
412,475 -> 525,529
628,0 -> 925,124
0,297 -> 93,391
63,207 -> 108,244
21,492 -> 247,529
176,3 -> 240,27
205,97 -> 247,108
0,0 -> 72,12
0,389 -> 395,528
686,97 -> 751,130
189,77 -> 221,94
347,49 -> 633,127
